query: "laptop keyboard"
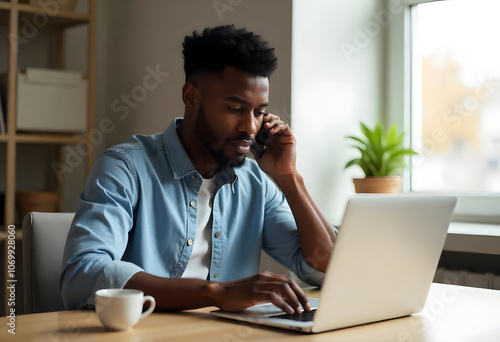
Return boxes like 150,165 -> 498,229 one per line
272,309 -> 317,322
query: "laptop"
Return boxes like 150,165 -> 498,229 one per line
210,194 -> 457,333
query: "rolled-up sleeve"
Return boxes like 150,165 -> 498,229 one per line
60,151 -> 143,310
261,177 -> 326,287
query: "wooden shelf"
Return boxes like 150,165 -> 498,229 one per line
0,2 -> 90,28
0,230 -> 22,240
0,0 -> 95,315
15,133 -> 89,144
0,3 -> 11,11
0,5 -> 10,22
1,133 -> 90,144
18,4 -> 90,27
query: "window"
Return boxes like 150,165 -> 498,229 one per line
409,0 -> 500,222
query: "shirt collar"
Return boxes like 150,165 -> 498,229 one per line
163,118 -> 198,180
163,118 -> 238,188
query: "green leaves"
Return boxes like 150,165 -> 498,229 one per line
344,122 -> 418,177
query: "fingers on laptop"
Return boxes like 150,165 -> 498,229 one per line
256,272 -> 311,314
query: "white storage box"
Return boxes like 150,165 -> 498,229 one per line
17,68 -> 87,133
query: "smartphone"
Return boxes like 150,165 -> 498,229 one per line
252,125 -> 272,158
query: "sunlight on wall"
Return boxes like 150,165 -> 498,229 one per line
292,0 -> 385,224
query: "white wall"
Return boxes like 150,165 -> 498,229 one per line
95,0 -> 292,155
292,0 -> 386,225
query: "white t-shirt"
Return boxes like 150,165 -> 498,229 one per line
182,177 -> 216,279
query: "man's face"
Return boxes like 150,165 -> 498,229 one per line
194,66 -> 270,169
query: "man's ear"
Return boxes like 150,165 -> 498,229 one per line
182,82 -> 199,110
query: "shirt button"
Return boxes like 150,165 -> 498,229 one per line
190,200 -> 196,207
214,232 -> 220,238
213,273 -> 219,279
175,271 -> 179,276
187,238 -> 193,246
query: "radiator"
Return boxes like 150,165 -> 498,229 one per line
434,267 -> 500,290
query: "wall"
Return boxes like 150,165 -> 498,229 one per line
292,0 -> 386,225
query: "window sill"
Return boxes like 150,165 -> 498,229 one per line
444,222 -> 500,256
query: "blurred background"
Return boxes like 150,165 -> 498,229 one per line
1,0 -> 500,316
1,0 -> 389,225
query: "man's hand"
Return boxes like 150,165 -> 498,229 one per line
250,113 -> 336,273
253,113 -> 296,180
214,271 -> 311,314
125,271 -> 311,314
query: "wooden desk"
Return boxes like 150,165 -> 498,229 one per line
1,283 -> 499,341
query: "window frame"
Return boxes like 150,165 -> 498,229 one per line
387,0 -> 500,224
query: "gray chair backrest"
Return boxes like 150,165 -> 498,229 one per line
22,212 -> 75,314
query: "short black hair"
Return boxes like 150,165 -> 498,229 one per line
182,25 -> 278,82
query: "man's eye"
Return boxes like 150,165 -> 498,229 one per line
227,106 -> 242,113
255,111 -> 266,116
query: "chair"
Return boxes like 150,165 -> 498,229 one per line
22,212 -> 75,314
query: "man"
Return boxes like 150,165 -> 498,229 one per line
61,25 -> 336,315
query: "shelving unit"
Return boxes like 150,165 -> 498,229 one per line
0,0 -> 96,316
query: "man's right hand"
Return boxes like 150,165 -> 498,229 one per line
211,271 -> 311,314
125,271 -> 311,314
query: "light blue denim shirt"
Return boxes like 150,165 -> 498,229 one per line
60,118 -> 325,310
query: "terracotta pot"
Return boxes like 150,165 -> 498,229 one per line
353,176 -> 401,194
20,0 -> 77,12
16,190 -> 59,224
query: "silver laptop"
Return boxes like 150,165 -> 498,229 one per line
210,195 -> 457,333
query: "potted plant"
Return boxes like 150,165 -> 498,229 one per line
344,122 -> 418,193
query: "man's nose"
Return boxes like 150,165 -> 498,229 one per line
237,111 -> 257,135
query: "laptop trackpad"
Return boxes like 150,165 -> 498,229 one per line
240,297 -> 319,317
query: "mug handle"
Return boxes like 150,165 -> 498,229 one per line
140,295 -> 156,320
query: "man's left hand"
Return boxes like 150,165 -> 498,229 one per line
253,113 -> 296,180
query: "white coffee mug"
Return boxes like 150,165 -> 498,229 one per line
95,289 -> 156,331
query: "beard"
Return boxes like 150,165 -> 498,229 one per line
194,104 -> 248,171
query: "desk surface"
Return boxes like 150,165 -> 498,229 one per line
1,283 -> 500,342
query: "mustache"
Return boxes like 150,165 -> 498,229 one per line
226,134 -> 254,144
